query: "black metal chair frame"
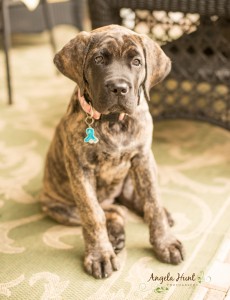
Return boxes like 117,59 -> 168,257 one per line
0,0 -> 57,104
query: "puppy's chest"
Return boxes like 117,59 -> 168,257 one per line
97,150 -> 132,178
89,151 -> 131,202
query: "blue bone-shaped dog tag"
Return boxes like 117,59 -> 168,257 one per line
84,127 -> 99,144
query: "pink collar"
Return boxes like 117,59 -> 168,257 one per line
77,89 -> 126,121
78,89 -> 101,119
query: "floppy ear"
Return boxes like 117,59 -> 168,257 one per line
53,31 -> 91,96
140,35 -> 171,100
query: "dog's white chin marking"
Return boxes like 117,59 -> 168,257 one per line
119,113 -> 126,121
77,89 -> 126,121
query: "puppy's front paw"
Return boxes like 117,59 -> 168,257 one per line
152,235 -> 185,265
84,247 -> 120,279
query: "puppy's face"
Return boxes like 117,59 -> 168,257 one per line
54,25 -> 171,115
84,35 -> 145,115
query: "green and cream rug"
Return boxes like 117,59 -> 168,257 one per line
0,26 -> 230,300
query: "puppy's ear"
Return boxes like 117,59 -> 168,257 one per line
54,31 -> 91,96
140,35 -> 171,100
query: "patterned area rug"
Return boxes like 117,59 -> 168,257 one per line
0,26 -> 230,300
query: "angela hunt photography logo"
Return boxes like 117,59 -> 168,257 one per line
139,271 -> 211,294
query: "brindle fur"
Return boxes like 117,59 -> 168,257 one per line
40,25 -> 184,279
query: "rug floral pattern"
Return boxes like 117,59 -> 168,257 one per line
0,27 -> 230,300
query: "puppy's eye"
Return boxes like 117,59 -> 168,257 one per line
132,58 -> 141,66
95,55 -> 104,64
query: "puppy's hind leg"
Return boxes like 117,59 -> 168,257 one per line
101,204 -> 126,254
42,199 -> 126,253
41,201 -> 81,226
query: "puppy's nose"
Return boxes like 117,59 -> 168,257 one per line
107,82 -> 129,96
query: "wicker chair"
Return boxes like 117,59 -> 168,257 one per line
88,0 -> 230,129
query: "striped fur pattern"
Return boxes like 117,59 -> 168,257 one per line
40,25 -> 184,279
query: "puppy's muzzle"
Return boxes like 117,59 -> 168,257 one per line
105,79 -> 136,114
106,80 -> 130,97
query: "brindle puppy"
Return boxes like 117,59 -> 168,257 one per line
41,25 -> 184,279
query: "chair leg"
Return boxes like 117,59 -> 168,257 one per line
41,0 -> 57,55
1,0 -> 13,104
